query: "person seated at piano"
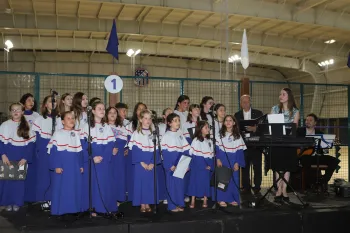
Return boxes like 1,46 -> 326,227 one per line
297,113 -> 340,191
234,94 -> 263,194
270,88 -> 300,203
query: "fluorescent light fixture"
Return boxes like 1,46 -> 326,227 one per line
329,59 -> 334,64
5,40 -> 13,49
324,39 -> 336,44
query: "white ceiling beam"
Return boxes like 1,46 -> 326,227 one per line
160,9 -> 174,23
57,0 -> 350,31
1,15 -> 347,58
115,5 -> 125,19
6,35 -> 300,69
97,3 -> 104,19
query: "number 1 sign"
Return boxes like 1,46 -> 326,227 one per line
104,75 -> 123,93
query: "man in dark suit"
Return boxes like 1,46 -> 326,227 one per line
297,113 -> 340,191
235,95 -> 263,194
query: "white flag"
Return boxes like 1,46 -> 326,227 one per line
241,29 -> 249,70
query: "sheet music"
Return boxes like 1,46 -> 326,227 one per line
267,114 -> 286,135
173,155 -> 191,179
306,134 -> 335,149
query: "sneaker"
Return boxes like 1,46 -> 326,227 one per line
12,205 -> 19,212
6,205 -> 12,211
184,197 -> 190,202
163,200 -> 168,204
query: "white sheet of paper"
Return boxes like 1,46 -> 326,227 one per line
267,114 -> 286,135
19,165 -> 25,171
173,155 -> 192,179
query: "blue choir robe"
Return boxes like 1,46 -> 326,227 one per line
128,129 -> 161,206
81,123 -> 117,213
75,112 -> 87,130
216,133 -> 246,203
47,129 -> 84,215
0,120 -> 36,207
187,138 -> 214,198
110,124 -> 128,202
23,110 -> 40,202
33,115 -> 63,202
125,123 -> 134,202
161,130 -> 191,210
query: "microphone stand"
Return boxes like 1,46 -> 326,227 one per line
51,90 -> 57,135
210,111 -> 218,211
152,122 -> 159,214
87,108 -> 94,218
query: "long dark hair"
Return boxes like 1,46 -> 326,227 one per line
214,103 -> 225,120
20,93 -> 37,112
200,96 -> 214,121
72,92 -> 86,123
131,102 -> 147,131
194,120 -> 210,142
186,104 -> 200,123
166,113 -> 180,131
219,115 -> 240,140
106,106 -> 123,127
41,95 -> 58,119
278,88 -> 298,119
89,101 -> 106,128
174,95 -> 190,111
58,93 -> 72,116
9,103 -> 30,139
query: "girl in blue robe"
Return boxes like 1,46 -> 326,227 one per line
0,102 -> 36,211
106,107 -> 128,203
158,107 -> 173,205
161,113 -> 191,212
47,111 -> 84,215
215,115 -> 246,207
125,102 -> 147,202
72,92 -> 88,130
187,121 -> 213,208
182,104 -> 200,145
128,109 -> 160,213
20,93 -> 40,203
81,101 -> 116,215
33,95 -> 63,206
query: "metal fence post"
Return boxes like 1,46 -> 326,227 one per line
34,74 -> 40,103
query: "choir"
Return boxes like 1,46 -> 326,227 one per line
0,92 -> 251,216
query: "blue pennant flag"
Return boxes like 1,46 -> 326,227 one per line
106,19 -> 119,60
348,52 -> 350,68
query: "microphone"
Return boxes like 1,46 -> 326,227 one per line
86,106 -> 92,112
50,89 -> 59,96
151,110 -> 157,120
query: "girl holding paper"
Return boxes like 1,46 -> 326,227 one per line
161,113 -> 191,212
0,102 -> 36,211
270,88 -> 300,203
216,115 -> 246,207
187,121 -> 213,208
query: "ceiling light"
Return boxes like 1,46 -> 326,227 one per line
126,49 -> 142,57
324,39 -> 336,44
228,55 -> 241,63
318,59 -> 334,67
5,40 -> 13,49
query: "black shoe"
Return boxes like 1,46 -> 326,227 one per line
253,188 -> 261,195
282,196 -> 290,203
274,195 -> 282,203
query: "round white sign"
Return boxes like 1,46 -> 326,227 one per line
104,75 -> 123,93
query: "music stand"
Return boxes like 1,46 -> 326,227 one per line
255,123 -> 308,207
305,134 -> 335,194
